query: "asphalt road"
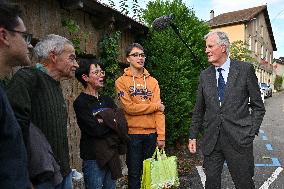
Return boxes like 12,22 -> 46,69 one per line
188,91 -> 284,189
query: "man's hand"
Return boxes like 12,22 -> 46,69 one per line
159,103 -> 165,112
158,102 -> 165,112
157,140 -> 165,149
157,100 -> 165,112
188,139 -> 197,154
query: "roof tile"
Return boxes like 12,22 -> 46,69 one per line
209,5 -> 266,27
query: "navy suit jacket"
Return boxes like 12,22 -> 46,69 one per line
189,61 -> 265,155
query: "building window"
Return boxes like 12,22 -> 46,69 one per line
248,35 -> 252,50
261,25 -> 264,36
255,41 -> 258,55
266,49 -> 268,62
261,45 -> 264,58
255,19 -> 258,33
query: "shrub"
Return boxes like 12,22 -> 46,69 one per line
98,31 -> 122,98
142,0 -> 209,145
274,75 -> 283,91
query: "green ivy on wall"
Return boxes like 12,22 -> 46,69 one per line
62,17 -> 123,98
98,31 -> 122,98
62,18 -> 88,55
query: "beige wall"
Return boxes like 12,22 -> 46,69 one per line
275,64 -> 284,77
211,24 -> 245,42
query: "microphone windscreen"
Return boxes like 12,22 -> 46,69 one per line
152,14 -> 174,31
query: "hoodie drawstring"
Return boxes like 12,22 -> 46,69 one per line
132,76 -> 136,92
143,75 -> 147,93
132,75 -> 148,95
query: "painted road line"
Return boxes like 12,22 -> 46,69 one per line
255,157 -> 281,167
262,135 -> 268,140
196,166 -> 206,188
259,167 -> 283,189
266,144 -> 273,151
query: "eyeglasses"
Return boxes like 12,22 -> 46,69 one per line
128,53 -> 146,58
92,70 -> 105,76
7,29 -> 33,45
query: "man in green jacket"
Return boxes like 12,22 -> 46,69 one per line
7,34 -> 79,189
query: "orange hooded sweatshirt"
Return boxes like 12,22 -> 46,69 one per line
115,68 -> 165,140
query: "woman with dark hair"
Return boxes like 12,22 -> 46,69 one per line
73,58 -> 128,189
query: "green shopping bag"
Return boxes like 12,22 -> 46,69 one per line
141,147 -> 179,189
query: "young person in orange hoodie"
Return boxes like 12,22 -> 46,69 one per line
115,43 -> 165,189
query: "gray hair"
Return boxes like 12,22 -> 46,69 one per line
204,31 -> 230,55
34,34 -> 73,62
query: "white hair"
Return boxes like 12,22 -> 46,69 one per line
34,34 -> 73,62
204,31 -> 230,55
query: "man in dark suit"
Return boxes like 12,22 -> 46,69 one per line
188,31 -> 265,189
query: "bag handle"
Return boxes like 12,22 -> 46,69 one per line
160,148 -> 167,159
152,147 -> 162,160
152,147 -> 169,160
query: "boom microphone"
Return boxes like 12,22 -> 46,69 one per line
152,14 -> 198,63
152,14 -> 174,31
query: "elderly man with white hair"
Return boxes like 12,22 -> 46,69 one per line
7,34 -> 79,189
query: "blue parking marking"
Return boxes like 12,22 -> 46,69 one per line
272,158 -> 281,166
255,157 -> 281,167
266,144 -> 273,151
256,129 -> 281,167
